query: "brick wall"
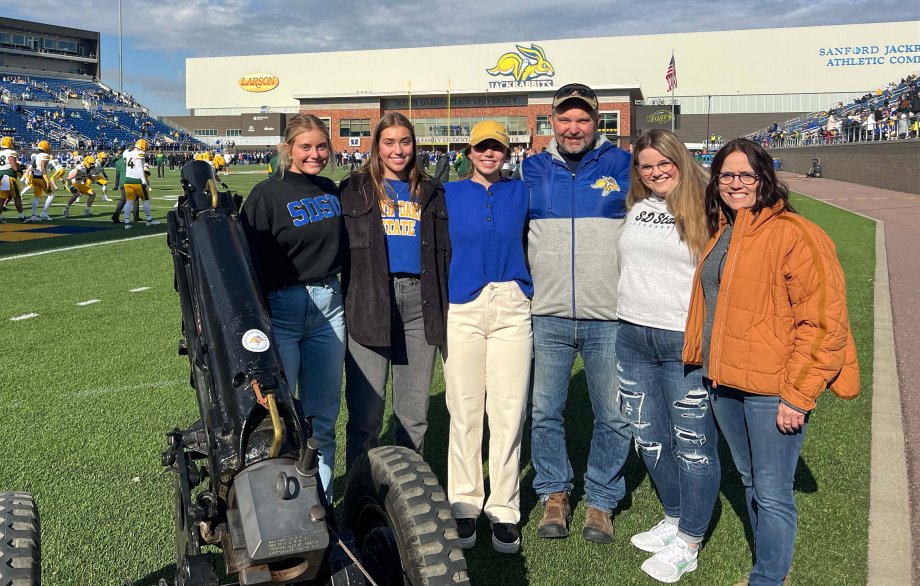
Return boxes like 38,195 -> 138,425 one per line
302,101 -> 633,153
767,141 -> 920,195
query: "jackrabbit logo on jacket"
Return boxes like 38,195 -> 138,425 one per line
592,177 -> 621,197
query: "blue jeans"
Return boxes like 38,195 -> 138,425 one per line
616,322 -> 720,541
530,316 -> 630,513
267,276 -> 346,502
710,385 -> 807,586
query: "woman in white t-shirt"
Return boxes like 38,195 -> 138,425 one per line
616,129 -> 718,583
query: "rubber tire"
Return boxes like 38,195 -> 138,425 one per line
343,446 -> 469,586
0,492 -> 40,586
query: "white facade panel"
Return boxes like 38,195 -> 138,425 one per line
186,22 -> 920,112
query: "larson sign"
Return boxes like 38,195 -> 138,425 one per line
239,74 -> 279,92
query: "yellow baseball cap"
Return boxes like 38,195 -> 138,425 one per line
469,120 -> 509,149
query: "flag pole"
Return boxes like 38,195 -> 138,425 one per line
447,79 -> 452,153
670,49 -> 675,133
408,80 -> 412,122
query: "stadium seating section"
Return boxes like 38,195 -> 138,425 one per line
0,73 -> 203,151
747,74 -> 919,147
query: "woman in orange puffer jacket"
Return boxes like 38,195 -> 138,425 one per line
683,138 -> 859,586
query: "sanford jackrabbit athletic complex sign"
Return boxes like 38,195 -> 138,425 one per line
486,44 -> 555,89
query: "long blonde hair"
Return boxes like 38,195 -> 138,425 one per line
365,113 -> 425,209
277,114 -> 331,178
627,129 -> 709,258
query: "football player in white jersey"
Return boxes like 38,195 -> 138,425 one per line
121,139 -> 159,229
25,140 -> 55,222
0,136 -> 25,222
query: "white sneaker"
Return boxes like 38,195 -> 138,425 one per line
102,195 -> 111,202
631,519 -> 678,553
124,223 -> 133,230
24,215 -> 38,223
641,537 -> 698,584
62,206 -> 70,218
146,219 -> 160,226
40,214 -> 52,221
83,209 -> 92,217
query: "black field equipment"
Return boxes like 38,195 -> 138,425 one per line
0,493 -> 40,586
162,161 -> 468,585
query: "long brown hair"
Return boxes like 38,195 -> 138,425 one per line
704,138 -> 795,234
627,129 -> 710,259
365,113 -> 424,209
277,114 -> 331,178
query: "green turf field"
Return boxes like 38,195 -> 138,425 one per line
0,165 -> 875,585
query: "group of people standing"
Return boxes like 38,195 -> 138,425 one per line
238,82 -> 859,585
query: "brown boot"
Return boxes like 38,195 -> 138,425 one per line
537,491 -> 571,538
582,506 -> 614,543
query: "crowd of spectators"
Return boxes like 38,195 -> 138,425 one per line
748,75 -> 919,147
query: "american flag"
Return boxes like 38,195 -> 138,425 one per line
665,55 -> 678,92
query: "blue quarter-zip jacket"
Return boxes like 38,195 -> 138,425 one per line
520,134 -> 630,319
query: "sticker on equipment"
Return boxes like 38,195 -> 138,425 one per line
242,329 -> 270,352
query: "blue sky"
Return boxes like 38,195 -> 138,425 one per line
5,1 -> 918,116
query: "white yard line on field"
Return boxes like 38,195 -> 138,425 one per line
77,299 -> 101,306
10,313 -> 38,321
0,233 -> 165,262
70,379 -> 186,399
130,286 -> 151,292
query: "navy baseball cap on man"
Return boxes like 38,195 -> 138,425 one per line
552,83 -> 599,111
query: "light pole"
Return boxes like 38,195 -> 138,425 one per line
118,0 -> 123,93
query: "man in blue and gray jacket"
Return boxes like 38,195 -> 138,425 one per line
520,83 -> 632,544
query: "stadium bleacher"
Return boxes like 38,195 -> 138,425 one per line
0,72 -> 204,151
746,74 -> 919,148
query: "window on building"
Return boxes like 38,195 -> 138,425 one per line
598,112 -> 619,137
12,35 -> 25,46
225,129 -> 241,137
339,118 -> 371,137
59,41 -> 77,53
194,129 -> 218,137
0,33 -> 8,45
43,38 -> 55,50
536,115 -> 552,136
319,117 -> 331,133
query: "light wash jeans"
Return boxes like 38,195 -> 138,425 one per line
267,276 -> 346,503
530,315 -> 631,513
616,322 -> 720,542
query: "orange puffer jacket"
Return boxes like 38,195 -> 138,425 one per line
683,202 -> 860,411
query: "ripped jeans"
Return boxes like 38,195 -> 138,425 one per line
616,322 -> 720,541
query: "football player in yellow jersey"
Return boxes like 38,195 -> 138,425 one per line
213,151 -> 226,175
62,156 -> 97,218
0,136 -> 25,222
26,140 -> 55,222
90,152 -> 111,201
121,139 -> 159,229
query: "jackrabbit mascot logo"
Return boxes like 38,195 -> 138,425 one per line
486,44 -> 556,88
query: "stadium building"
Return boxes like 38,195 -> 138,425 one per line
0,16 -> 200,152
172,21 -> 920,151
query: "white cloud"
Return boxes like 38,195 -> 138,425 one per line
7,0 -> 917,57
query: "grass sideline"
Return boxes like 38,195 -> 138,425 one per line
0,170 -> 875,585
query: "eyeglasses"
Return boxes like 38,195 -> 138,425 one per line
637,160 -> 675,175
717,172 -> 760,185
